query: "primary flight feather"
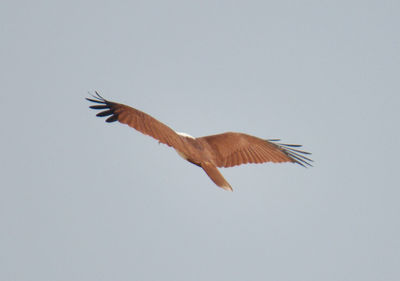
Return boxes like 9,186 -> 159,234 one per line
87,92 -> 312,191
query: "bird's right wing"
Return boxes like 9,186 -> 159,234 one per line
199,132 -> 312,168
86,92 -> 185,149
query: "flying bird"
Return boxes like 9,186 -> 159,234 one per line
87,92 -> 312,191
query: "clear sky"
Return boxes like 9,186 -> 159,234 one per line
1,0 -> 399,280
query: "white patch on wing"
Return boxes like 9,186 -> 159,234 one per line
176,131 -> 195,139
175,131 -> 194,161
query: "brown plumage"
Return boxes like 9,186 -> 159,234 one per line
87,92 -> 312,191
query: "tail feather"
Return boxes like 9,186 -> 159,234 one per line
201,162 -> 233,191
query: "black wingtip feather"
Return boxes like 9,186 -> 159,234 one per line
94,91 -> 106,101
268,139 -> 313,167
284,147 -> 312,155
286,151 -> 313,167
87,92 -> 119,123
86,97 -> 104,104
279,143 -> 303,147
106,115 -> 118,122
96,110 -> 113,117
90,105 -> 108,109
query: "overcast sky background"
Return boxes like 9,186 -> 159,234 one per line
1,0 -> 399,280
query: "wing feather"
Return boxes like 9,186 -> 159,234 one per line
86,92 -> 185,149
199,132 -> 312,168
248,146 -> 261,164
240,150 -> 248,164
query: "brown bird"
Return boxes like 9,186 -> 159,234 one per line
87,92 -> 312,191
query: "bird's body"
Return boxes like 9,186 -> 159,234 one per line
87,92 -> 312,191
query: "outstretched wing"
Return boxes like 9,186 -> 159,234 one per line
86,92 -> 185,148
198,132 -> 312,168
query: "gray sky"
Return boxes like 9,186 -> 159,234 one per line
1,0 -> 399,280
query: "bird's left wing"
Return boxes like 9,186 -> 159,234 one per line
86,92 -> 185,149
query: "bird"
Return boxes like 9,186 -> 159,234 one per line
86,92 -> 312,191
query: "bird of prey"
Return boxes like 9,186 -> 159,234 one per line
87,92 -> 312,191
